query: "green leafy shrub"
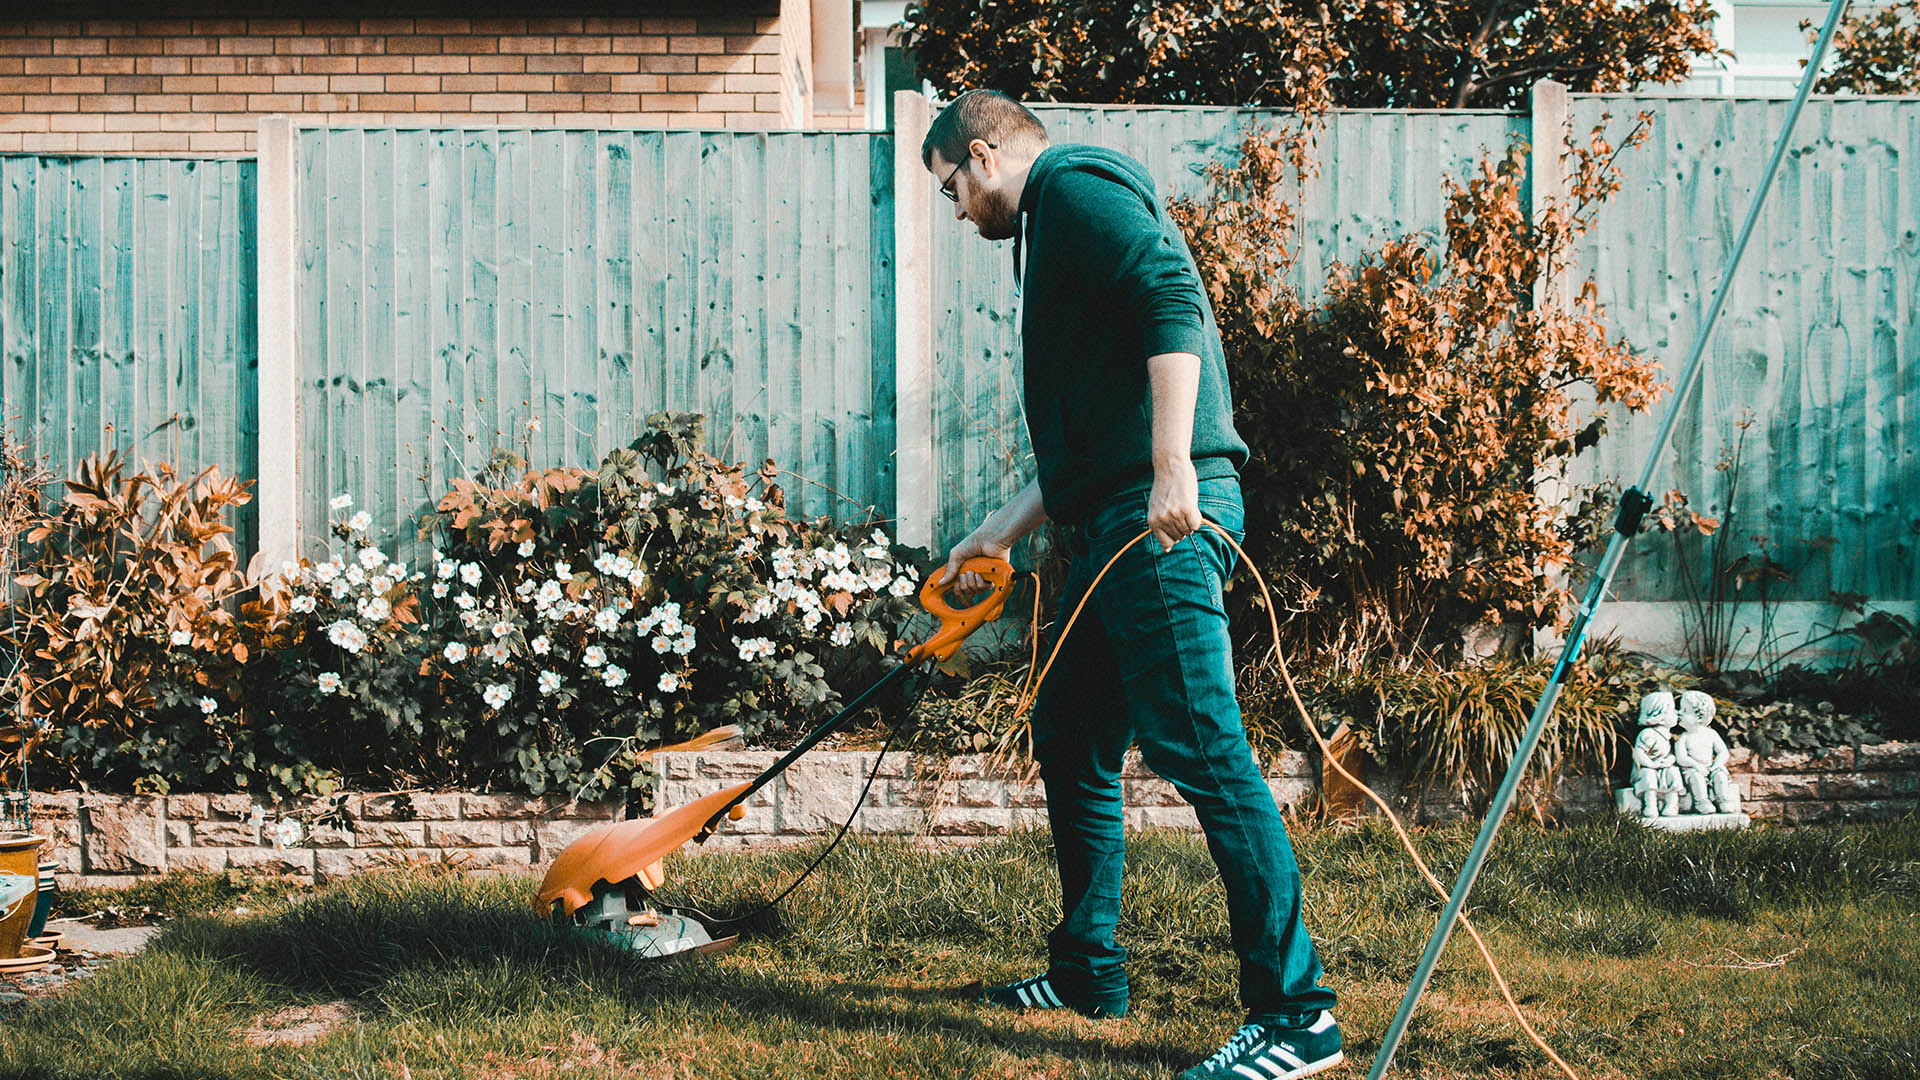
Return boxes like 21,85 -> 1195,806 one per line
3,452 -> 293,794
1170,119 -> 1669,661
265,413 -> 923,798
17,415 -> 926,800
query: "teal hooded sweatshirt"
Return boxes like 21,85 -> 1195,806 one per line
1014,143 -> 1248,525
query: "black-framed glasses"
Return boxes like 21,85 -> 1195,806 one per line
938,143 -> 995,202
938,159 -> 965,202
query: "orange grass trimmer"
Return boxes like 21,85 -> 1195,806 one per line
533,556 -> 1014,957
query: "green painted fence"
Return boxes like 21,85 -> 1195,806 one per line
0,155 -> 258,556
1,93 -> 1914,618
1569,96 -> 1920,602
293,128 -> 894,558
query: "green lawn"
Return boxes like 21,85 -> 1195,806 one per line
4,817 -> 1917,1079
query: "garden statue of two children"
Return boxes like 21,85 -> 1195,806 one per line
1628,690 -> 1742,819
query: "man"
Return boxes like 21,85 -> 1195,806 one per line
925,90 -> 1343,1080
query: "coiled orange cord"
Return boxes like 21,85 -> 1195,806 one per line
1005,524 -> 1581,1080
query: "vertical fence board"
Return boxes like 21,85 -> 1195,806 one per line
0,155 -> 255,551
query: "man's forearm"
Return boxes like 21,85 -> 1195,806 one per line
1147,352 -> 1202,468
984,477 -> 1049,546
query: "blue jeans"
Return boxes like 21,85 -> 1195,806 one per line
1032,476 -> 1337,1024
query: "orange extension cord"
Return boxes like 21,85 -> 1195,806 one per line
1000,523 -> 1581,1080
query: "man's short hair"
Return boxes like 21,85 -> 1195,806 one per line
921,89 -> 1048,169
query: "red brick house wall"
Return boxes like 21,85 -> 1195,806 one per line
0,3 -> 863,155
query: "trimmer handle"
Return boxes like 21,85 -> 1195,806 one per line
905,556 -> 1014,664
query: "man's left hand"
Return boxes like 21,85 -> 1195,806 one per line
1147,458 -> 1202,553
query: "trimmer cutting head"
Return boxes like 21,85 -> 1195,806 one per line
534,782 -> 751,918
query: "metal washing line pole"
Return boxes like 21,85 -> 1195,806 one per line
1366,1 -> 1856,1075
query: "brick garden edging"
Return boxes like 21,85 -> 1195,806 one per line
24,742 -> 1918,888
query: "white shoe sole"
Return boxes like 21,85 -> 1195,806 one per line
1279,1050 -> 1345,1079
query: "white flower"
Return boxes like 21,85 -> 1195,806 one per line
370,575 -> 394,593
280,560 -> 303,583
593,553 -> 617,574
538,670 -> 562,695
582,645 -> 607,669
830,624 -> 854,647
389,561 -> 407,579
291,594 -> 317,614
330,493 -> 354,511
460,562 -> 482,586
515,579 -> 537,599
198,696 -> 217,714
734,636 -> 775,662
327,620 -> 368,654
330,581 -> 349,600
803,609 -> 822,632
527,416 -> 542,433
625,565 -> 647,587
655,483 -> 674,496
443,642 -> 468,663
736,538 -> 759,557
699,494 -> 717,510
269,817 -> 303,849
673,630 -> 696,656
657,672 -> 680,693
346,564 -> 366,586
316,672 -> 342,694
483,641 -> 510,664
436,559 -> 458,580
745,497 -> 764,512
312,561 -> 340,584
517,539 -> 535,557
724,494 -> 743,509
431,581 -> 450,599
454,593 -> 477,611
862,545 -> 888,561
652,635 -> 673,654
356,546 -> 386,569
865,567 -> 892,591
357,596 -> 391,622
601,665 -> 627,688
771,547 -> 799,580
828,544 -> 851,569
348,511 -> 373,533
536,581 -> 564,607
170,629 -> 192,646
460,610 -> 482,630
889,575 -> 917,598
594,607 -> 620,633
492,620 -> 513,639
531,635 -> 551,656
482,683 -> 512,709
554,561 -> 573,581
870,529 -> 889,546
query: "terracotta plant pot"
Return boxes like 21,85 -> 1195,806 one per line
0,833 -> 46,959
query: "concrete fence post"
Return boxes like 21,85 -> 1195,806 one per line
892,90 -> 937,552
255,116 -> 302,569
1530,79 -> 1573,311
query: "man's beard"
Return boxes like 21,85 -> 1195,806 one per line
972,185 -> 1019,240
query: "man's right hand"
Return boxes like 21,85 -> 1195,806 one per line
941,524 -> 1014,597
